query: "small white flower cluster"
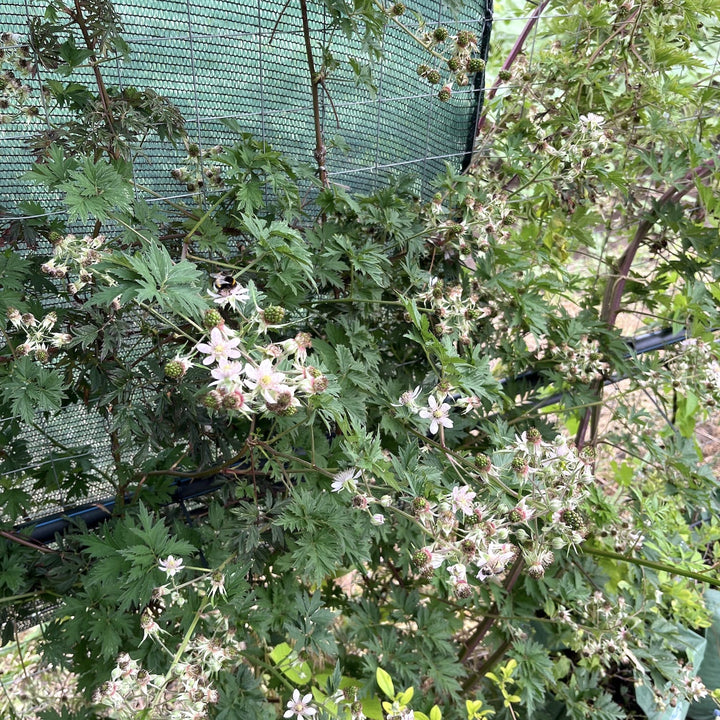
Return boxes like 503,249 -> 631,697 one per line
642,337 -> 720,414
536,334 -> 610,385
395,386 -> 454,435
414,275 -> 510,351
555,592 -> 643,671
192,318 -> 326,417
6,308 -> 71,362
647,673 -> 709,715
41,233 -> 107,294
406,432 -> 595,595
93,650 -> 221,719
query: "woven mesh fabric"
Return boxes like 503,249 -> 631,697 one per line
1,0 -> 491,523
2,0 -> 491,210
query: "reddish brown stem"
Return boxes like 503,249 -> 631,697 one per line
475,0 -> 552,135
576,160 -> 715,448
0,529 -> 60,554
459,555 -> 524,664
299,0 -> 329,187
70,0 -> 120,159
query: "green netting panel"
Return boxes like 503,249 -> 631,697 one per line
1,0 -> 491,523
2,0 -> 491,210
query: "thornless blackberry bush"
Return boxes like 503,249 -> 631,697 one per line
1,0 -> 720,718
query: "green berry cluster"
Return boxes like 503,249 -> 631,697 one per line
164,360 -> 186,379
204,308 -> 224,329
261,305 -> 286,325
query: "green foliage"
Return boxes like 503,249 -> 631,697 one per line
88,241 -> 208,319
1,356 -> 66,423
2,0 -> 720,718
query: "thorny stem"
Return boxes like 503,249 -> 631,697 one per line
299,0 -> 329,187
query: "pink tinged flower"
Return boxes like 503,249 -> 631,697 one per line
284,689 -> 317,719
449,485 -> 476,515
196,327 -> 242,365
158,555 -> 185,577
418,396 -> 453,434
210,360 -> 244,386
331,468 -> 360,493
370,513 -> 385,526
244,359 -> 286,402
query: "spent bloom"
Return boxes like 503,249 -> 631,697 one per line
331,468 -> 361,493
393,386 -> 422,410
418,395 -> 453,434
284,689 -> 317,718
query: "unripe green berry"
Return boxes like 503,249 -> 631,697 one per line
390,2 -> 406,15
261,305 -> 286,325
48,231 -> 63,245
498,68 -> 512,81
417,63 -> 430,77
467,57 -> 485,73
204,308 -> 224,328
475,453 -> 492,472
433,27 -> 449,42
202,390 -> 222,409
526,427 -> 542,444
455,30 -> 474,47
35,347 -> 49,363
426,69 -> 441,85
164,359 -> 185,379
447,57 -> 460,71
411,549 -> 430,568
187,142 -> 201,158
412,497 -> 430,514
580,446 -> 597,462
510,456 -> 527,473
560,508 -> 584,531
438,87 -> 452,101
